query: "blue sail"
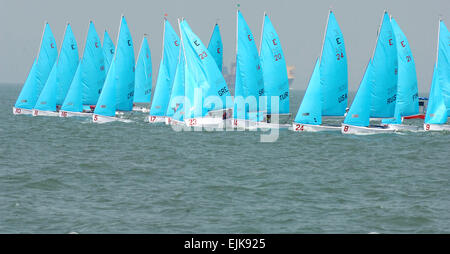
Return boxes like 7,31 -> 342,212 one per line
166,46 -> 185,121
35,23 -> 79,111
234,10 -> 264,120
180,19 -> 230,119
320,11 -> 348,116
425,64 -> 448,124
61,63 -> 83,112
260,13 -> 289,115
150,18 -> 180,116
382,18 -> 419,124
95,15 -> 135,116
437,20 -> 450,113
207,23 -> 223,72
370,12 -> 398,118
294,59 -> 322,125
134,36 -> 152,104
344,60 -> 373,127
15,23 -> 58,109
103,30 -> 115,75
61,21 -> 106,112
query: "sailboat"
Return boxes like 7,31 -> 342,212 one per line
293,11 -> 347,132
381,17 -> 420,131
180,18 -> 231,128
103,29 -> 115,75
92,15 -> 135,123
133,36 -> 152,112
148,18 -> 180,123
32,23 -> 79,117
424,19 -> 450,131
342,11 -> 397,134
207,23 -> 223,72
258,12 -> 291,130
13,22 -> 58,115
59,21 -> 106,118
233,10 -> 265,129
165,31 -> 186,126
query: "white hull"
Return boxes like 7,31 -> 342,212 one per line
165,117 -> 185,126
185,117 -> 230,129
59,111 -> 93,118
92,114 -> 131,123
32,109 -> 59,117
254,122 -> 291,130
423,123 -> 450,131
341,124 -> 395,135
232,119 -> 259,130
384,124 -> 419,131
13,107 -> 33,115
148,115 -> 166,123
132,106 -> 150,113
292,123 -> 341,132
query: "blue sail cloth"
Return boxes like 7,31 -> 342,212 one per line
344,60 -> 373,127
370,12 -> 398,118
260,13 -> 289,115
294,59 -> 322,125
234,10 -> 264,120
150,19 -> 180,116
437,20 -> 450,114
207,23 -> 223,72
61,21 -> 106,112
134,36 -> 152,103
95,16 -> 135,116
166,45 -> 185,121
35,24 -> 79,111
382,18 -> 419,124
320,11 -> 348,116
425,64 -> 448,124
103,30 -> 115,75
180,19 -> 230,119
15,23 -> 58,109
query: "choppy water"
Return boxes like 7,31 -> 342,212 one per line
1,83 -> 449,233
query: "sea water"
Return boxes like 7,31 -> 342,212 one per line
1,84 -> 449,233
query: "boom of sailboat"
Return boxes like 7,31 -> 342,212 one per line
13,11 -> 450,133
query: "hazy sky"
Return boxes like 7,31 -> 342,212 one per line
0,0 -> 449,94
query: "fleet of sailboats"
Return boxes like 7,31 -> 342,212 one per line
12,10 -> 450,133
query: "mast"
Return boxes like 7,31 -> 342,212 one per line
319,10 -> 332,61
259,11 -> 266,55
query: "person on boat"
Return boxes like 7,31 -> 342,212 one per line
266,114 -> 271,123
344,107 -> 349,117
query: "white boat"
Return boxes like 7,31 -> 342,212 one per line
293,11 -> 348,132
342,11 -> 397,135
423,20 -> 450,131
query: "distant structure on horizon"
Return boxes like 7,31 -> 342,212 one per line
222,62 -> 295,93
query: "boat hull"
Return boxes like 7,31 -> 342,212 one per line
292,123 -> 341,132
185,117 -> 230,129
148,115 -> 166,123
12,107 -> 33,115
384,124 -> 419,131
92,114 -> 131,123
59,111 -> 93,118
341,124 -> 395,135
232,119 -> 258,130
253,122 -> 291,130
132,106 -> 150,113
165,117 -> 185,126
423,123 -> 450,131
32,109 -> 59,117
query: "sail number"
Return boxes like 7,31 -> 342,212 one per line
295,124 -> 304,131
93,115 -> 98,121
387,94 -> 397,104
150,116 -> 157,122
218,86 -> 229,96
336,53 -> 344,60
406,56 -> 411,62
343,126 -> 349,132
15,108 -> 21,114
279,92 -> 288,100
425,124 -> 430,131
61,111 -> 67,117
189,119 -> 197,126
338,93 -> 347,103
199,51 -> 208,60
274,53 -> 282,61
